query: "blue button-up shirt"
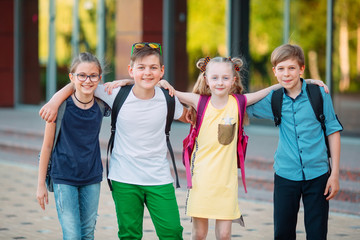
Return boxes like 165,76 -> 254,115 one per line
247,80 -> 343,181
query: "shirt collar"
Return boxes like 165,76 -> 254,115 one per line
283,78 -> 305,99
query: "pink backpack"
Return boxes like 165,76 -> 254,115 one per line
182,94 -> 248,193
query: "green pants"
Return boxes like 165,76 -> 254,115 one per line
112,181 -> 183,240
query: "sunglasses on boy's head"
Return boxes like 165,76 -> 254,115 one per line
131,42 -> 162,56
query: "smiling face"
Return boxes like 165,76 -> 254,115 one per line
128,54 -> 164,91
205,62 -> 235,97
272,58 -> 305,94
69,62 -> 101,96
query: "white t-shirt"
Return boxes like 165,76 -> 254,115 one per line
95,85 -> 184,185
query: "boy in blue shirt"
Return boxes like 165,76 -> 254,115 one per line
247,43 -> 342,239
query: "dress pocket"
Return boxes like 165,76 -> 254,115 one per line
218,123 -> 236,145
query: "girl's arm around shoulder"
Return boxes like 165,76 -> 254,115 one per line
174,90 -> 200,109
39,83 -> 74,122
245,83 -> 281,106
158,80 -> 200,107
36,122 -> 56,210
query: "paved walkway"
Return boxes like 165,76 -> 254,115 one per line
1,161 -> 360,239
0,106 -> 360,239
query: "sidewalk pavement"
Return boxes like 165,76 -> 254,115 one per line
1,161 -> 360,240
0,106 -> 360,239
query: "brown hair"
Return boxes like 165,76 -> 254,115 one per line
130,45 -> 163,67
69,52 -> 102,75
189,56 -> 248,125
271,43 -> 305,68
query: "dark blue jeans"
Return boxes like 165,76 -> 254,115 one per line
274,173 -> 329,240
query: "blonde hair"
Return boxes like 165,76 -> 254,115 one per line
271,43 -> 305,68
189,56 -> 248,125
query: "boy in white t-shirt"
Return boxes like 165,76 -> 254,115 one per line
39,44 -> 187,239
98,43 -> 186,239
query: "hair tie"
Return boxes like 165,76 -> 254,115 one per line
200,56 -> 211,73
228,57 -> 240,72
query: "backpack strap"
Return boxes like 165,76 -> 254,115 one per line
233,94 -> 248,193
195,95 -> 211,133
182,95 -> 211,189
53,101 -> 67,151
306,84 -> 332,172
271,88 -> 284,126
106,85 -> 133,191
95,97 -> 111,117
160,88 -> 180,188
44,100 -> 67,192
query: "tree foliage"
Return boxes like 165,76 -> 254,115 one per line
39,0 -> 116,68
248,0 -> 360,92
187,0 -> 227,86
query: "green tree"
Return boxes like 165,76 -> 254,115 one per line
187,0 -> 227,87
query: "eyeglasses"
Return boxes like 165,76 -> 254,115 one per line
131,42 -> 162,56
72,73 -> 101,82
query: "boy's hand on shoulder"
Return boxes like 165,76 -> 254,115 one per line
104,79 -> 134,94
157,79 -> 175,97
324,173 -> 339,200
305,79 -> 329,94
39,103 -> 58,123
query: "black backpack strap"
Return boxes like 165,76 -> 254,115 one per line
106,85 -> 133,191
306,84 -> 332,172
160,88 -> 180,188
271,88 -> 284,127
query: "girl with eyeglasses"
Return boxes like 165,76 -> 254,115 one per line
38,43 -> 187,239
36,52 -> 110,239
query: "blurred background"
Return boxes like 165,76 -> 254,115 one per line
1,0 -> 359,136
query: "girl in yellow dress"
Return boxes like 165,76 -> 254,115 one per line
174,56 -> 280,240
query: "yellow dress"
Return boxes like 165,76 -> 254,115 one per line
186,95 -> 241,219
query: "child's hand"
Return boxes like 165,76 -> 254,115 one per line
324,174 -> 339,200
36,185 -> 49,210
306,79 -> 329,94
39,103 -> 58,123
157,80 -> 175,97
185,108 -> 194,125
104,79 -> 134,94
